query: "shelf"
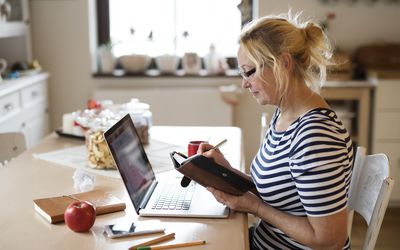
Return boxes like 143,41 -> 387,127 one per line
0,22 -> 27,38
322,86 -> 371,151
93,69 -> 241,78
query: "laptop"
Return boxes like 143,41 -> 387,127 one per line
104,114 -> 229,218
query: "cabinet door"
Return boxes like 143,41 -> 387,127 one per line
0,113 -> 24,133
20,96 -> 49,148
374,111 -> 400,139
21,80 -> 47,108
375,80 -> 400,109
22,113 -> 49,148
0,99 -> 49,149
373,142 -> 400,203
0,112 -> 49,149
0,91 -> 21,122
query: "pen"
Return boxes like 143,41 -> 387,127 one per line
137,240 -> 206,250
128,233 -> 175,250
211,139 -> 227,151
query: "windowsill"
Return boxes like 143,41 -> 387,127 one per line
92,69 -> 241,78
92,69 -> 375,89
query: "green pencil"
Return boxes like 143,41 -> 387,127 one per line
137,240 -> 206,250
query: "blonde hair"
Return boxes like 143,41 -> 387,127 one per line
239,11 -> 333,96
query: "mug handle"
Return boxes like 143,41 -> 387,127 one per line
0,59 -> 7,74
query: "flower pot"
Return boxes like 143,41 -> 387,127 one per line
98,47 -> 116,74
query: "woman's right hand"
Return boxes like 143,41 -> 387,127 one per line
198,142 -> 233,169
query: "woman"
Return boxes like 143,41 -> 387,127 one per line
200,12 -> 354,250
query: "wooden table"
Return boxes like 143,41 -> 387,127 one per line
0,126 -> 248,250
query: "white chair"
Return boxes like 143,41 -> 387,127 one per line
0,132 -> 27,166
347,147 -> 394,250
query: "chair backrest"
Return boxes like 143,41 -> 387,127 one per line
347,146 -> 394,250
260,112 -> 269,146
0,132 -> 27,165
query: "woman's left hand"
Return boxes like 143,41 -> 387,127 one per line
207,187 -> 262,215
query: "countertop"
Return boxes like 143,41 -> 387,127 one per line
0,72 -> 49,96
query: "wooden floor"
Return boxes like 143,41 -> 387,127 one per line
351,207 -> 400,250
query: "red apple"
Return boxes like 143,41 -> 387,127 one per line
64,201 -> 96,232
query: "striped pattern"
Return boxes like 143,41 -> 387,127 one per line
251,108 -> 353,250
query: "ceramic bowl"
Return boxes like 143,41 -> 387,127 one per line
119,54 -> 151,74
155,54 -> 179,74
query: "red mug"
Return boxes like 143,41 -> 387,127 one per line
188,141 -> 206,157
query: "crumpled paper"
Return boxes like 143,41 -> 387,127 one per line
73,168 -> 95,192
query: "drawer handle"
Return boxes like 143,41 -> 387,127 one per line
4,102 -> 13,111
31,91 -> 39,97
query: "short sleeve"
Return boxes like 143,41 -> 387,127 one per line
289,118 -> 351,217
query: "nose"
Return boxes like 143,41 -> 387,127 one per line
241,78 -> 250,89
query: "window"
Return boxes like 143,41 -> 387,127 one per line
97,0 -> 253,59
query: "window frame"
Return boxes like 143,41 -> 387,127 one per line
96,0 -> 253,49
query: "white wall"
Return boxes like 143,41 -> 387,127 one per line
258,0 -> 400,52
30,0 -> 94,129
94,86 -> 234,126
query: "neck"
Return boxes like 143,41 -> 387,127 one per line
278,81 -> 316,120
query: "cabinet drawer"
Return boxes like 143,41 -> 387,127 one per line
373,142 -> 400,202
0,112 -> 24,133
0,91 -> 21,119
21,81 -> 46,107
374,111 -> 400,139
23,113 -> 50,148
21,100 -> 48,120
376,80 -> 400,109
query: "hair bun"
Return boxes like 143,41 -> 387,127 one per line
303,22 -> 324,47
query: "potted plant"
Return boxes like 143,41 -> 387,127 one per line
98,42 -> 116,74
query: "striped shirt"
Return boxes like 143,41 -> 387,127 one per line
251,108 -> 354,250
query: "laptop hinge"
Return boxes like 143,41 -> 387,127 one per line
139,181 -> 158,211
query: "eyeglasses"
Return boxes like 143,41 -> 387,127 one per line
238,67 -> 256,81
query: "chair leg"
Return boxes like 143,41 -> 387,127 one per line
348,210 -> 354,238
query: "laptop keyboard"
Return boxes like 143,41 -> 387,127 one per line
151,182 -> 195,210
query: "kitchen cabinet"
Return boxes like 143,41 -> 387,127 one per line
0,73 -> 49,148
371,78 -> 400,204
0,1 -> 49,148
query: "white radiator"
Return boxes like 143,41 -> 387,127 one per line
94,86 -> 233,126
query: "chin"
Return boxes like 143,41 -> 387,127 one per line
252,93 -> 271,105
256,98 -> 269,106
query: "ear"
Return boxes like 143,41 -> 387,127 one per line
280,53 -> 293,72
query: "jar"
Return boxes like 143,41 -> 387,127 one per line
122,99 -> 152,144
85,127 -> 116,169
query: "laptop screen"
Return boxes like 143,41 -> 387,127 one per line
104,114 -> 155,212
